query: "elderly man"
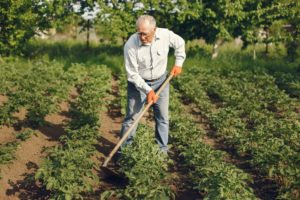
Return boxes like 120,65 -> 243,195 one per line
119,15 -> 186,154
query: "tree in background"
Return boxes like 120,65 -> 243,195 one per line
198,0 -> 247,59
0,0 -> 102,55
44,0 -> 73,31
72,1 -> 100,48
104,0 -> 240,59
45,0 -> 100,48
239,0 -> 299,59
97,0 -> 202,44
284,1 -> 299,62
97,1 -> 144,43
0,0 -> 50,56
0,0 -> 298,60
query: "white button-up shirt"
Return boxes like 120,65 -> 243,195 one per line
124,28 -> 186,94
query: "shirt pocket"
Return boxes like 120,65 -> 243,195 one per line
155,49 -> 168,65
138,56 -> 150,70
156,49 -> 165,57
156,49 -> 169,58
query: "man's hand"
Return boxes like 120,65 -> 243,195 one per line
147,90 -> 159,104
170,66 -> 182,77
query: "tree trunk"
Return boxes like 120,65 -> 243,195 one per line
86,20 -> 90,49
265,43 -> 269,55
212,40 -> 223,59
253,43 -> 257,60
265,28 -> 269,55
72,25 -> 78,39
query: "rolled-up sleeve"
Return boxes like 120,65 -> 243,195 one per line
168,30 -> 186,67
124,43 -> 152,94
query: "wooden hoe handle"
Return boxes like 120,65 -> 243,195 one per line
102,74 -> 174,167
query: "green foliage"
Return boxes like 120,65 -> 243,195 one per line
274,72 -> 300,98
16,129 -> 36,141
23,40 -> 123,70
96,0 -> 299,59
0,130 -> 35,178
35,146 -> 97,200
102,125 -> 174,200
114,70 -> 128,115
98,1 -> 140,42
70,66 -> 111,128
0,142 -> 20,165
284,1 -> 300,61
0,0 -> 50,55
0,57 -> 112,198
35,65 -> 112,199
0,59 -> 78,128
197,0 -> 246,43
169,87 -> 258,200
97,0 -> 202,42
1,0 -> 299,59
240,0 -> 299,54
41,0 -> 74,31
175,63 -> 300,199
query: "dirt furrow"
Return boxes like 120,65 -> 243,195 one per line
0,100 -> 71,200
93,76 -> 199,200
178,94 -> 279,200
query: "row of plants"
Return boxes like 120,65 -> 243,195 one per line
0,141 -> 20,180
118,72 -> 128,116
169,87 -> 258,199
175,67 -> 300,199
107,74 -> 257,199
0,129 -> 36,179
101,72 -> 174,199
101,124 -> 174,200
274,72 -> 300,99
0,60 -> 87,182
0,60 -> 87,127
0,59 -> 31,95
204,70 -> 299,151
35,65 -> 111,199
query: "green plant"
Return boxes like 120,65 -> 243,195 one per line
16,129 -> 36,141
101,125 -> 174,200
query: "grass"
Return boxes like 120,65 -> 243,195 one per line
12,38 -> 299,78
23,39 -> 124,74
185,41 -> 299,73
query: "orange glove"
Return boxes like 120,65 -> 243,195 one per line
147,90 -> 159,104
170,66 -> 182,77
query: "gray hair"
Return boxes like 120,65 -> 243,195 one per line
136,15 -> 156,29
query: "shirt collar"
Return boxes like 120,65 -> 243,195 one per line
137,28 -> 161,47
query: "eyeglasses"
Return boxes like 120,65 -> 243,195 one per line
137,32 -> 151,37
137,29 -> 155,37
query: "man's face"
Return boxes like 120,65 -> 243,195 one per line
137,22 -> 156,44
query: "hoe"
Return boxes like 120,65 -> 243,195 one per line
101,74 -> 174,178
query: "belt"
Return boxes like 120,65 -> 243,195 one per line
144,77 -> 161,82
143,72 -> 167,82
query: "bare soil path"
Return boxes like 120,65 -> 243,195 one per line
0,99 -> 71,200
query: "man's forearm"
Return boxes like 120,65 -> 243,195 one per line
127,73 -> 152,94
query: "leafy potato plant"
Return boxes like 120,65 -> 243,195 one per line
101,124 -> 174,200
175,67 -> 300,199
169,87 -> 257,200
36,65 -> 112,199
